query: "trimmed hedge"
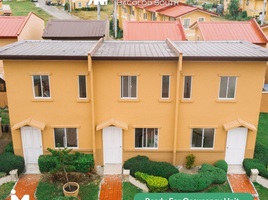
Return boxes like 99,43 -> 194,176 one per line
135,172 -> 168,193
38,153 -> 94,173
215,160 -> 228,173
4,142 -> 14,154
123,155 -> 179,179
53,197 -> 79,200
243,159 -> 268,179
169,163 -> 227,192
0,152 -> 25,175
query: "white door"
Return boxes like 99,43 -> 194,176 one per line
103,126 -> 122,165
225,127 -> 248,165
21,126 -> 43,164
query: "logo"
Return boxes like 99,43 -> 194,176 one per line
88,0 -> 108,5
11,190 -> 29,200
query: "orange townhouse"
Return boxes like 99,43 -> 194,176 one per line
0,0 -> 12,16
116,0 -> 218,40
189,19 -> 268,114
0,39 -> 267,170
123,20 -> 187,40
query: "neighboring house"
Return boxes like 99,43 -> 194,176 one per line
261,22 -> 268,37
0,39 -> 267,168
0,78 -> 7,108
61,0 -> 95,10
123,20 -> 187,40
116,0 -> 218,40
0,0 -> 12,16
42,18 -> 110,40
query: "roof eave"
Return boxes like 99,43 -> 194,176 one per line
0,55 -> 88,60
183,56 -> 268,61
42,36 -> 104,40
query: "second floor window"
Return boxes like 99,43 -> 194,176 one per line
33,75 -> 50,98
162,75 -> 170,99
135,128 -> 158,148
169,17 -> 175,21
219,76 -> 237,99
183,76 -> 192,99
131,7 -> 135,16
78,75 -> 87,99
139,9 -> 141,18
163,16 -> 166,21
183,18 -> 191,28
151,13 -> 156,21
198,17 -> 205,22
54,128 -> 78,148
144,13 -> 147,20
121,76 -> 137,98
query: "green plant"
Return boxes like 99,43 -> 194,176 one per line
4,142 -> 14,154
215,160 -> 228,173
109,19 -> 123,39
135,172 -> 168,193
243,159 -> 268,179
38,155 -> 57,173
72,154 -> 94,173
227,0 -> 240,19
0,182 -> 15,200
64,2 -> 69,11
169,163 -> 227,192
123,155 -> 179,179
186,154 -> 195,169
242,11 -> 247,18
53,197 -> 79,200
0,152 -> 25,175
0,172 -> 6,178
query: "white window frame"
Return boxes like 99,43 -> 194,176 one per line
183,76 -> 192,99
198,17 -> 205,22
218,76 -> 237,100
139,9 -> 141,18
125,7 -> 127,14
183,18 -> 191,29
190,128 -> 215,149
151,12 -> 156,21
169,17 -> 175,21
86,2 -> 89,7
54,128 -> 79,149
161,75 -> 170,99
135,128 -> 159,149
121,76 -> 137,99
163,16 -> 166,21
32,75 -> 51,99
78,2 -> 82,8
78,75 -> 87,99
144,13 -> 147,20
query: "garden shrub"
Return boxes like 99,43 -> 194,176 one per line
38,155 -> 58,173
73,153 -> 94,173
135,172 -> 169,193
186,154 -> 195,169
52,197 -> 79,200
123,155 -> 179,179
243,159 -> 268,179
169,163 -> 227,192
215,160 -> 228,173
0,172 -> 6,178
0,152 -> 25,175
4,142 -> 14,154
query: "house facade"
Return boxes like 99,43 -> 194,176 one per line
0,39 -> 267,167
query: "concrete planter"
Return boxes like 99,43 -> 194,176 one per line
129,175 -> 149,192
63,182 -> 79,197
0,169 -> 18,186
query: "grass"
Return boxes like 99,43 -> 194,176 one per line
36,180 -> 101,200
205,183 -> 232,193
253,182 -> 268,200
3,1 -> 54,25
256,113 -> 268,148
0,182 -> 15,199
122,182 -> 143,200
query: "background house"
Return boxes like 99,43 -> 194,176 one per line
42,18 -> 110,40
0,0 -> 12,16
123,20 -> 187,40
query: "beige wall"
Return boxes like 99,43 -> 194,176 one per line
0,39 -> 18,48
3,59 -> 266,166
260,93 -> 268,113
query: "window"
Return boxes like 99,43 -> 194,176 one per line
121,6 -> 124,13
78,2 -> 82,8
121,76 -> 137,98
198,17 -> 205,22
130,7 -> 135,16
162,75 -> 170,99
183,18 -> 191,28
197,35 -> 200,41
139,9 -> 141,18
219,76 -> 237,99
78,75 -> 87,99
135,128 -> 158,148
151,13 -> 156,21
169,17 -> 175,21
183,76 -> 192,99
163,16 -> 166,21
191,128 -> 215,148
86,2 -> 90,7
54,128 -> 78,148
125,7 -> 127,14
144,13 -> 147,20
32,75 -> 50,98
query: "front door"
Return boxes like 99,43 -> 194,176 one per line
21,126 -> 43,164
103,126 -> 122,165
225,127 -> 248,165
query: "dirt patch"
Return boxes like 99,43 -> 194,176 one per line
178,165 -> 201,175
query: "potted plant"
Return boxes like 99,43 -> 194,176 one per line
47,144 -> 80,197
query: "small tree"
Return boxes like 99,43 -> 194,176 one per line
227,0 -> 240,20
47,144 -> 79,190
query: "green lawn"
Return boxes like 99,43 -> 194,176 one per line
205,183 -> 232,193
0,182 -> 15,199
253,182 -> 268,200
256,113 -> 268,147
3,1 -> 54,25
122,182 -> 143,200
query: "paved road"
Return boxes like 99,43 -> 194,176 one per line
36,0 -> 78,20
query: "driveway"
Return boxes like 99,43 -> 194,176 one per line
35,0 -> 78,20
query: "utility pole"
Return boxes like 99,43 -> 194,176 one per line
261,0 -> 267,25
98,2 -> 101,20
114,0 -> 117,38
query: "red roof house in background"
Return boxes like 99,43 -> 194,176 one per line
189,18 -> 268,45
123,20 -> 187,41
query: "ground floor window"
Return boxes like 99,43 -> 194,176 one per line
191,128 -> 214,148
54,128 -> 78,148
135,128 -> 158,148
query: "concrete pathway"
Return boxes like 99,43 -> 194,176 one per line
228,174 -> 258,200
24,164 -> 41,174
6,174 -> 40,200
99,175 -> 122,200
35,0 -> 78,20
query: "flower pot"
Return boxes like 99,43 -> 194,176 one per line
63,182 -> 79,197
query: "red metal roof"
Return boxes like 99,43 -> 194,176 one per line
123,20 -> 187,41
0,15 -> 27,38
190,19 -> 268,45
